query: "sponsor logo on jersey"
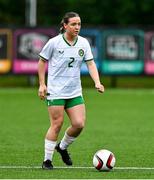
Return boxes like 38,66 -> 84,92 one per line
58,50 -> 64,54
78,49 -> 84,57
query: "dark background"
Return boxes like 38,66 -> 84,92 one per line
0,0 -> 154,27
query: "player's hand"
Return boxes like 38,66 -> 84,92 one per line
95,83 -> 105,93
38,84 -> 47,100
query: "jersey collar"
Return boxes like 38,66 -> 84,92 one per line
62,34 -> 78,46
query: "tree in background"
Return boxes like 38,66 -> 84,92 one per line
0,0 -> 25,26
0,0 -> 154,26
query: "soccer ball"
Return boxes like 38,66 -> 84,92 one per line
93,149 -> 116,171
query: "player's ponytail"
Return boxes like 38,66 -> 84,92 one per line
59,19 -> 65,34
59,12 -> 79,34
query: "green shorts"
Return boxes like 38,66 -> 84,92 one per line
46,96 -> 84,109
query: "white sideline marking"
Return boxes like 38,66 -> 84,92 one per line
0,166 -> 154,170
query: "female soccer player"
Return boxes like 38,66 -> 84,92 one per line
38,12 -> 104,170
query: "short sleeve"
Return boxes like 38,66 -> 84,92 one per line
84,39 -> 93,61
39,39 -> 53,61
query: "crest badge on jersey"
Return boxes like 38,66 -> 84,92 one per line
78,49 -> 84,57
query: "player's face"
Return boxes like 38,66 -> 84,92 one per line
64,17 -> 81,37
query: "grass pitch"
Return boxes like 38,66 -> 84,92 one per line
0,88 -> 154,179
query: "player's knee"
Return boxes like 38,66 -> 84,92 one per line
73,120 -> 85,130
52,123 -> 63,134
52,118 -> 63,134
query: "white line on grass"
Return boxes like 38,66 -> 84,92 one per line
0,166 -> 154,170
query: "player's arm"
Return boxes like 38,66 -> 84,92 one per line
86,60 -> 104,93
38,57 -> 47,100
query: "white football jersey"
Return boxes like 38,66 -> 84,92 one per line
39,34 -> 93,99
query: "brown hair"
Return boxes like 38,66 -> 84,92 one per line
59,12 -> 79,34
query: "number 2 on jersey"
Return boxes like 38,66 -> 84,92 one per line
68,57 -> 75,67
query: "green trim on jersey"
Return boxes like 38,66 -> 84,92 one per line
46,96 -> 84,109
39,55 -> 47,61
73,37 -> 78,46
85,59 -> 93,62
62,34 -> 78,46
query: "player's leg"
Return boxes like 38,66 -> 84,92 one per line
65,103 -> 86,137
42,104 -> 64,170
56,97 -> 85,165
